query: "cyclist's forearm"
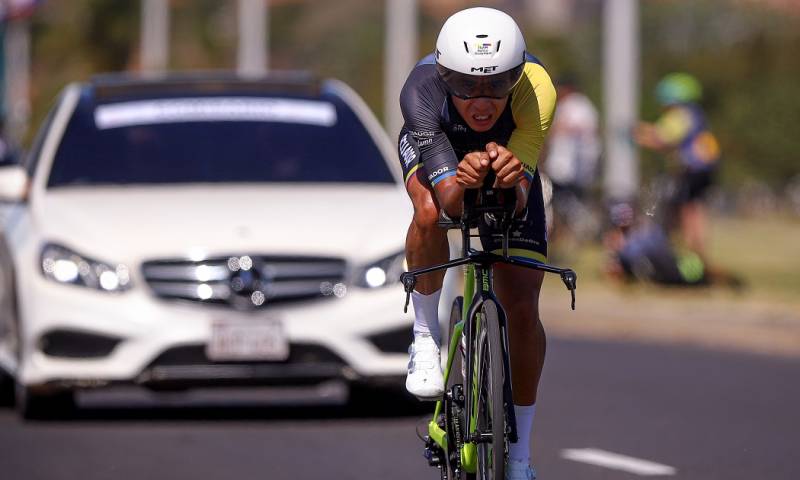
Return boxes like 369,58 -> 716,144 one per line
434,178 -> 466,219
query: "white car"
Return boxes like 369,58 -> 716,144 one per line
0,73 -> 422,417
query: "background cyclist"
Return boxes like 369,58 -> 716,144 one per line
397,7 -> 556,479
634,72 -> 721,262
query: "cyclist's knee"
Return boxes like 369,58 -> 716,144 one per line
496,267 -> 543,304
412,198 -> 443,235
505,299 -> 541,325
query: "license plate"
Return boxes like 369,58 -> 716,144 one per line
207,317 -> 289,361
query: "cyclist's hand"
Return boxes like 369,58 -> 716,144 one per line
457,151 -> 491,189
486,142 -> 524,188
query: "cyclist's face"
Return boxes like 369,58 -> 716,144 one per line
451,95 -> 509,132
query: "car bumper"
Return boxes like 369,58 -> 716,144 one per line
18,277 -> 413,389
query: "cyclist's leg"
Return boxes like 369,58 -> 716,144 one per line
681,200 -> 708,258
405,170 -> 449,296
479,169 -> 548,469
495,264 -> 545,470
494,265 -> 545,406
681,171 -> 712,260
399,127 -> 450,344
404,170 -> 449,398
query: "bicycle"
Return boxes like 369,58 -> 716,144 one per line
400,182 -> 577,480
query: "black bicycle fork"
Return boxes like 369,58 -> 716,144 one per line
462,264 -> 518,445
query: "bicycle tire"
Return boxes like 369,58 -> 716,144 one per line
474,299 -> 506,480
445,296 -> 466,479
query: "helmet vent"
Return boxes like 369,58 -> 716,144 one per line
463,41 -> 469,53
476,34 -> 488,38
496,40 -> 501,52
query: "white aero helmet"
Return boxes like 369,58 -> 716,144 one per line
435,7 -> 527,99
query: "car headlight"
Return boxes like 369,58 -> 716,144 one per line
41,243 -> 131,292
355,251 -> 406,288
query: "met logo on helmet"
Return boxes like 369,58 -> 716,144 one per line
470,65 -> 498,74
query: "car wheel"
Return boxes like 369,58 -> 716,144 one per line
0,371 -> 14,406
348,383 -> 427,416
15,383 -> 76,420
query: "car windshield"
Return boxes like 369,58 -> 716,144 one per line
47,93 -> 395,187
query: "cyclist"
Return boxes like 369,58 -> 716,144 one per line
634,72 -> 720,260
398,7 -> 556,479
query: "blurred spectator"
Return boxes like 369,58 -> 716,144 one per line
543,76 -> 600,201
604,201 -> 742,288
604,202 -> 702,285
634,72 -> 720,260
541,76 -> 601,243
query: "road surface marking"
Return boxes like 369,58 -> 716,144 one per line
561,448 -> 677,476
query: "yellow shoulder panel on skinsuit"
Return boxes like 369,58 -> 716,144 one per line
507,62 -> 557,178
654,107 -> 693,146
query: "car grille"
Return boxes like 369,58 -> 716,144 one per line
137,344 -> 349,387
147,344 -> 345,366
142,255 -> 347,309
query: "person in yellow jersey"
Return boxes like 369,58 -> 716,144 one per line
397,7 -> 556,479
635,73 -> 721,261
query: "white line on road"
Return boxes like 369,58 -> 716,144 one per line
561,448 -> 677,476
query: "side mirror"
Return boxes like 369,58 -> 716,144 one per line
0,165 -> 29,202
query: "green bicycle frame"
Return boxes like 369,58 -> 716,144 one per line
427,263 -> 481,474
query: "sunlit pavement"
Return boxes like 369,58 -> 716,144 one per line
1,337 -> 798,480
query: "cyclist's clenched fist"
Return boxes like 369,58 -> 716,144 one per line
486,142 -> 525,188
457,151 -> 491,188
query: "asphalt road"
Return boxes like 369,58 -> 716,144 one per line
0,337 -> 797,480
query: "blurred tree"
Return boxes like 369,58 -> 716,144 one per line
170,0 -> 235,71
84,0 -> 140,71
269,0 -> 384,118
19,0 -> 800,190
639,0 -> 800,188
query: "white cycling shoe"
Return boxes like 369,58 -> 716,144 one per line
405,333 -> 444,400
506,460 -> 537,480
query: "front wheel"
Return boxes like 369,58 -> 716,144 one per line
445,296 -> 467,480
474,299 -> 507,480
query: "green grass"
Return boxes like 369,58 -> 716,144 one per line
709,215 -> 800,301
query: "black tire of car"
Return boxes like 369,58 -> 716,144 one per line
475,299 -> 506,480
15,383 -> 76,420
348,382 -> 425,416
0,237 -> 19,407
11,285 -> 76,420
0,370 -> 14,406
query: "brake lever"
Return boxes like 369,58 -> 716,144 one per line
401,272 -> 417,313
560,269 -> 577,310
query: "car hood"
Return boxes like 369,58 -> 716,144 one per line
33,184 -> 412,265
